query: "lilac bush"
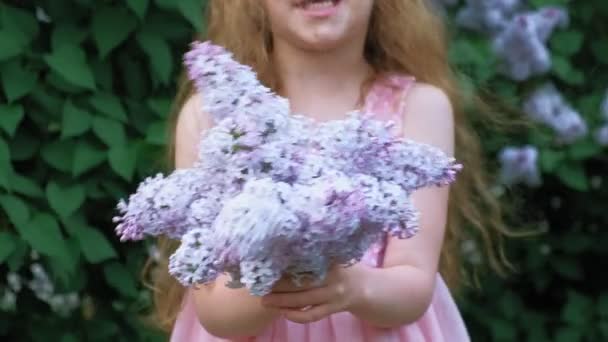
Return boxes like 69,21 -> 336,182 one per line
113,42 -> 462,295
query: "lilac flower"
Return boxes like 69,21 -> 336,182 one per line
601,89 -> 608,120
523,83 -> 588,143
116,41 -> 463,295
498,145 -> 541,187
456,0 -> 522,34
595,125 -> 608,146
0,290 -> 16,312
493,7 -> 569,81
113,169 -> 208,241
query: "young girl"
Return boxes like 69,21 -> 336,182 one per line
150,0 -> 510,340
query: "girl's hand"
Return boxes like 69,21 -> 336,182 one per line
261,264 -> 368,324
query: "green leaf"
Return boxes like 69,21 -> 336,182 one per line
540,149 -> 566,172
44,45 -> 96,90
551,256 -> 583,280
72,226 -> 117,263
567,140 -> 602,160
9,132 -> 39,161
556,163 -> 589,192
0,232 -> 17,264
103,262 -> 139,298
0,61 -> 37,102
592,38 -> 608,64
147,97 -> 172,118
88,93 -> 128,122
177,0 -> 204,31
561,291 -> 592,326
136,32 -> 173,85
0,137 -> 12,189
17,213 -> 70,263
154,0 -> 178,10
109,145 -> 138,181
0,29 -> 27,61
41,139 -> 76,173
92,7 -> 137,58
92,116 -> 127,147
46,182 -> 86,219
72,142 -> 106,177
1,4 -> 39,42
145,121 -> 168,145
51,24 -> 88,50
127,0 -> 150,19
11,173 -> 44,198
0,104 -> 24,136
0,194 -> 30,228
551,30 -> 584,57
551,55 -> 584,86
62,100 -> 92,139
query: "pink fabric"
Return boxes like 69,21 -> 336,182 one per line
170,74 -> 470,341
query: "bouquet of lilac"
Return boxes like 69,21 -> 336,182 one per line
113,41 -> 462,296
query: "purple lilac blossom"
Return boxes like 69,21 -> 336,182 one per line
602,89 -> 608,120
595,125 -> 608,146
523,83 -> 588,144
456,0 -> 522,34
498,145 -> 541,187
115,41 -> 463,295
492,7 -> 569,81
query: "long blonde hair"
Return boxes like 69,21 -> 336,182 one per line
145,0 -> 516,332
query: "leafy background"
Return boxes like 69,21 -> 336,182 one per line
0,0 -> 606,341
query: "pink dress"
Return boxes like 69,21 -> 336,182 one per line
170,75 -> 470,342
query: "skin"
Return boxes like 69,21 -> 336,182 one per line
175,0 -> 455,338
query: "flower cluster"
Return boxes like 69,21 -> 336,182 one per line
457,1 -> 568,81
595,90 -> 608,146
1,260 -> 80,316
498,145 -> 541,187
114,41 -> 462,295
523,83 -> 588,144
492,7 -> 569,81
456,0 -> 522,34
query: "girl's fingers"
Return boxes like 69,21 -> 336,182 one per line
271,277 -> 319,293
262,286 -> 329,309
281,304 -> 335,324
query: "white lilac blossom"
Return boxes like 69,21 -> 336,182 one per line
498,145 -> 541,187
523,83 -> 588,144
26,263 -> 80,316
7,272 -> 22,293
595,125 -> 608,146
493,7 -> 569,81
601,90 -> 608,120
456,0 -> 522,34
0,290 -> 16,312
115,41 -> 462,295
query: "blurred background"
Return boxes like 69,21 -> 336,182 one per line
0,0 -> 606,341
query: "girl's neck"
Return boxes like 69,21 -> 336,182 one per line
272,38 -> 373,118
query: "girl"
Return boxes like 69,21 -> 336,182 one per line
149,0 -> 511,340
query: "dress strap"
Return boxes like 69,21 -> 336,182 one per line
363,74 -> 416,135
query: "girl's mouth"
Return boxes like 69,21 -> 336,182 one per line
295,0 -> 342,17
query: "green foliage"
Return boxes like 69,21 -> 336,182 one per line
0,0 -> 605,341
0,0 -> 204,340
444,2 -> 608,341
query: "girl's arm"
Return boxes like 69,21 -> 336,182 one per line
350,83 -> 455,326
262,83 -> 455,328
174,95 -> 280,338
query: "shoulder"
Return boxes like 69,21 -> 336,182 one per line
400,82 -> 455,155
176,93 -> 213,133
